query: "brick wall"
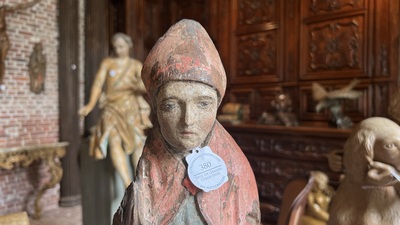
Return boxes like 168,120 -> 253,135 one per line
0,0 -> 60,216
0,0 -> 59,148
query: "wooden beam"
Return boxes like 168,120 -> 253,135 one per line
58,0 -> 81,206
126,0 -> 145,61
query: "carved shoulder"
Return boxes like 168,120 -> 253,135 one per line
112,182 -> 135,225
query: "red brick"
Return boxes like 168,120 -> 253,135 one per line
0,0 -> 60,216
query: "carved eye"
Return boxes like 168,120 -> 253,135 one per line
165,103 -> 176,110
385,143 -> 396,149
160,101 -> 177,111
198,101 -> 211,109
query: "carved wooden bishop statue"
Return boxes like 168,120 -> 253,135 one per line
112,19 -> 261,225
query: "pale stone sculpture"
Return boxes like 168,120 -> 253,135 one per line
328,117 -> 400,225
112,19 -> 260,225
79,33 -> 152,187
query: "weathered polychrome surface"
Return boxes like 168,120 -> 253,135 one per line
113,19 -> 260,225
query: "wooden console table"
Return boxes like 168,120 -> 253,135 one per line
0,142 -> 68,219
223,123 -> 350,224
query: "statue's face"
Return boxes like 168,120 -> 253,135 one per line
112,37 -> 130,57
373,124 -> 400,171
156,81 -> 218,154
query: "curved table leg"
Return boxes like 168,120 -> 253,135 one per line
33,155 -> 64,219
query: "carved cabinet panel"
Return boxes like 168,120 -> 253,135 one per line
237,0 -> 277,26
230,0 -> 283,84
237,31 -> 278,78
305,0 -> 366,16
300,15 -> 366,80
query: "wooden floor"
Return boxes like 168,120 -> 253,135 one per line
29,205 -> 82,225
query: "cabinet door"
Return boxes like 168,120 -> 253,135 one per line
230,0 -> 283,84
299,0 -> 369,80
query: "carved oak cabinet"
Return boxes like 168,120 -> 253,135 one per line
220,0 -> 399,123
216,0 -> 400,224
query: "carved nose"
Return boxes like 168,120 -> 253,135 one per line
183,105 -> 195,126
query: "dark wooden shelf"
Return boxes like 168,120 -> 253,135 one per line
222,123 -> 351,138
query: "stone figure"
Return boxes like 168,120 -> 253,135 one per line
258,91 -> 298,126
79,33 -> 152,187
302,171 -> 334,225
28,42 -> 46,94
112,19 -> 260,225
0,0 -> 42,92
312,79 -> 362,129
328,117 -> 400,225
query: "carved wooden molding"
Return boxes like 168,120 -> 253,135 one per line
232,133 -> 343,160
0,142 -> 68,219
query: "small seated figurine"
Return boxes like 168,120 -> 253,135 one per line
112,19 -> 260,225
258,91 -> 298,126
328,117 -> 400,225
302,171 -> 334,225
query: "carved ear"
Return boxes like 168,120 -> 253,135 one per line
359,129 -> 375,163
343,128 -> 375,183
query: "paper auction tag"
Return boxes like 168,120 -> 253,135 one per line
185,146 -> 228,192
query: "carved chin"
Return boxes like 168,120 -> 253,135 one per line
171,138 -> 203,151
